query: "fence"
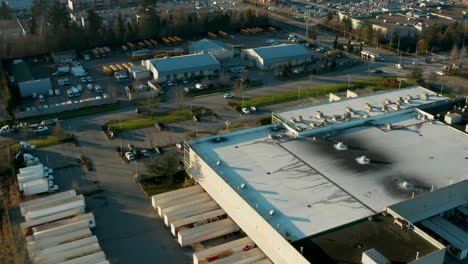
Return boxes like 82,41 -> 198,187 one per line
14,98 -> 117,119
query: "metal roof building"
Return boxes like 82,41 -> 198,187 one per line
183,87 -> 468,263
18,78 -> 52,98
243,44 -> 312,70
188,39 -> 235,61
143,53 -> 221,82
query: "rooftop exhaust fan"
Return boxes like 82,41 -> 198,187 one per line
364,103 -> 372,111
315,111 -> 323,119
298,115 -> 303,121
334,142 -> 348,151
384,99 -> 391,105
356,155 -> 370,164
216,161 -> 222,166
386,124 -> 392,130
269,210 -> 276,216
421,92 -> 429,100
346,107 -> 354,113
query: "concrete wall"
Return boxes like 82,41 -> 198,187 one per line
15,99 -> 117,119
187,148 -> 310,264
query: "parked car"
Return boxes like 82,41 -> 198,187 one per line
87,83 -> 94,90
241,107 -> 250,114
38,95 -> 45,102
86,76 -> 93,82
396,64 -> 403,69
141,149 -> 150,157
374,69 -> 383,74
33,126 -> 49,133
125,152 -> 135,161
154,146 -> 162,154
224,93 -> 234,98
250,106 -> 257,112
80,77 -> 87,83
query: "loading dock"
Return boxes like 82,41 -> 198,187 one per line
158,192 -> 212,217
193,237 -> 254,264
177,218 -> 240,246
164,200 -> 221,226
152,185 -> 204,209
171,208 -> 226,236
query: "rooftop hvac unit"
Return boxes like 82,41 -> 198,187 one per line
384,99 -> 391,105
386,124 -> 392,130
364,103 -> 372,111
334,142 -> 348,151
298,115 -> 303,121
332,115 -> 340,121
315,111 -> 323,119
309,122 -> 317,128
346,107 -> 354,113
356,155 -> 370,164
421,92 -> 429,100
381,105 -> 387,112
363,114 -> 370,118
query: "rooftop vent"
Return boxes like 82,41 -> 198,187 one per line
334,142 -> 348,150
315,111 -> 323,119
364,103 -> 372,111
357,155 -> 370,164
384,99 -> 391,105
216,161 -> 222,166
332,115 -> 340,121
418,92 -> 427,99
386,124 -> 392,130
290,117 -> 297,123
240,183 -> 246,189
394,104 -> 401,110
342,112 -> 351,119
396,97 -> 403,104
381,105 -> 387,112
309,122 -> 317,128
363,114 -> 370,118
346,107 -> 354,113
298,115 -> 303,121
269,210 -> 276,216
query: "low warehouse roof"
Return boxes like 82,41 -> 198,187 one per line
189,39 -> 234,54
249,44 -> 312,65
148,53 -> 220,76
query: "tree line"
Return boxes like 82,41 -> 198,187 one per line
325,16 -> 467,54
0,0 -> 269,59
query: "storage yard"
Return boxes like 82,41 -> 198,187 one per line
18,190 -> 110,263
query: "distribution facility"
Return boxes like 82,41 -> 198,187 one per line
153,86 -> 468,264
143,53 -> 221,82
242,44 -> 312,70
189,39 -> 235,61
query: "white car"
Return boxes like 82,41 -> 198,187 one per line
250,106 -> 257,111
80,77 -> 87,83
241,107 -> 250,114
33,126 -> 49,133
86,76 -> 93,82
396,64 -> 403,69
224,93 -> 234,98
265,39 -> 275,44
125,152 -> 135,161
141,149 -> 150,157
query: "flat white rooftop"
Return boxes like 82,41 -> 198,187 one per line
274,86 -> 446,133
187,90 -> 468,242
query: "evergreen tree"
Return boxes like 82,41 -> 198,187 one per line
0,2 -> 12,19
333,35 -> 338,49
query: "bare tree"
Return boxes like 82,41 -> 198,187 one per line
232,80 -> 247,99
53,123 -> 65,141
219,71 -> 230,86
145,148 -> 179,182
202,77 -> 211,88
450,44 -> 458,65
175,87 -> 184,109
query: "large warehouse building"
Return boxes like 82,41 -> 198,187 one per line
143,53 -> 221,82
188,39 -> 235,61
153,87 -> 468,264
242,44 -> 312,70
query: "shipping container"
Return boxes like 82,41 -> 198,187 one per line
207,32 -> 218,39
56,251 -> 106,264
23,179 -> 49,196
19,164 -> 44,174
173,36 -> 183,44
103,46 -> 112,56
20,190 -> 77,216
137,42 -> 146,49
21,207 -> 83,236
116,64 -> 126,71
162,37 -> 172,46
27,228 -> 92,253
92,49 -> 101,58
126,42 -> 136,51
25,195 -> 85,220
33,242 -> 101,264
153,50 -> 167,58
31,213 -> 95,242
143,40 -> 153,49
149,39 -> 158,46
218,31 -> 229,39
32,236 -> 98,259
102,65 -> 113,75
109,65 -> 119,72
